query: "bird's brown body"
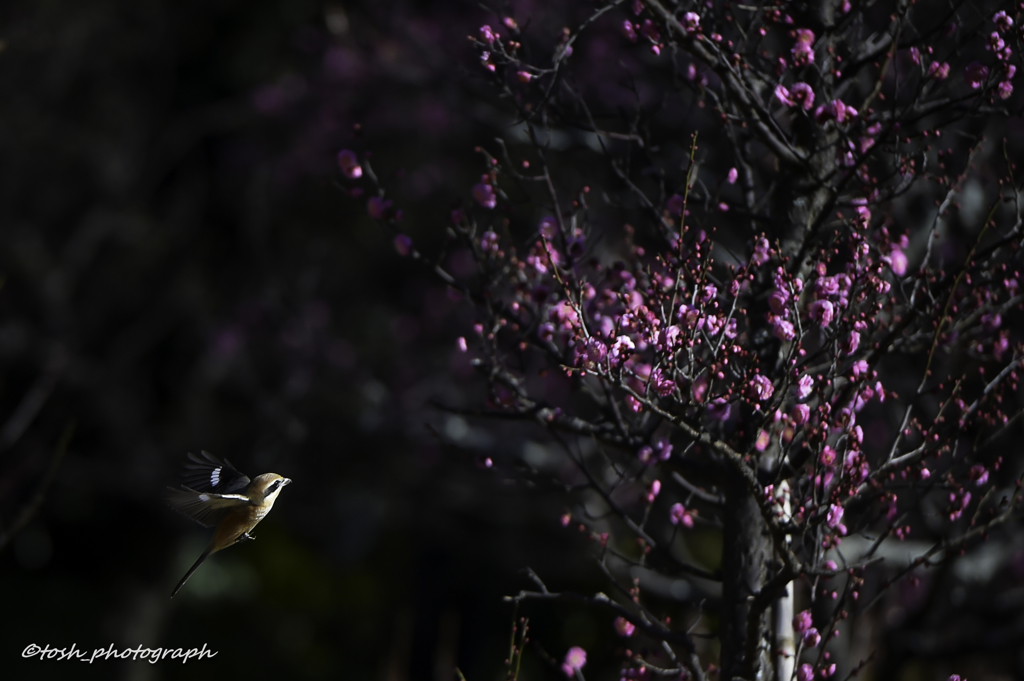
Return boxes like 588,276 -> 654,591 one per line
207,473 -> 282,550
168,453 -> 291,597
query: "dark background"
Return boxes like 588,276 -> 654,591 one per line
3,1 -> 1022,680
0,1 -> 608,679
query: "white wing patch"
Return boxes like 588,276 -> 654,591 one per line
167,487 -> 252,527
211,468 -> 221,487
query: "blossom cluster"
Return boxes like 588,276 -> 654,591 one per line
349,1 -> 1024,679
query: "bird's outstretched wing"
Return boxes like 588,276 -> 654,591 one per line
166,486 -> 252,527
180,451 -> 250,494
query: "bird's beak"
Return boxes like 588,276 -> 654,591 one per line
283,478 -> 293,486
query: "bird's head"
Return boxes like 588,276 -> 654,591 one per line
251,473 -> 292,504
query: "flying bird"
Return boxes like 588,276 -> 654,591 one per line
167,451 -> 291,597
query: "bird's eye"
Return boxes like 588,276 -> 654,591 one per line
266,480 -> 282,496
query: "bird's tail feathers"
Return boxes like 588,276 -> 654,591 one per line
171,547 -> 213,598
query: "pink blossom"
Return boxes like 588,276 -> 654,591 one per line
797,664 -> 815,681
752,237 -> 771,265
826,503 -> 844,528
795,374 -> 813,399
998,80 -> 1014,99
539,216 -> 559,239
969,464 -> 989,486
815,275 -> 839,298
480,231 -> 500,254
841,330 -> 860,355
649,369 -> 675,397
584,337 -> 607,364
622,20 -> 638,42
750,374 -> 774,401
803,627 -> 821,647
682,12 -> 700,34
791,29 -> 815,66
792,403 -> 810,424
659,325 -> 682,350
994,11 -> 1013,32
456,336 -> 468,352
769,289 -> 789,314
790,82 -> 815,110
949,491 -> 971,521
819,446 -> 837,467
670,502 -> 695,527
774,84 -> 793,106
473,182 -> 497,209
809,299 -> 834,326
995,333 -> 1010,360
814,99 -> 858,124
561,647 -> 587,677
610,335 -> 635,361
479,25 -> 496,44
854,205 -> 871,229
773,318 -> 796,341
550,301 -> 579,329
646,479 -> 661,503
928,61 -> 950,79
516,71 -> 533,83
851,360 -> 869,379
884,248 -> 908,276
691,373 -> 709,403
793,609 -> 812,633
727,167 -> 738,184
965,61 -> 989,88
337,149 -> 363,179
614,617 -> 636,637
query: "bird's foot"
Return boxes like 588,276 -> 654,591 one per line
239,532 -> 256,543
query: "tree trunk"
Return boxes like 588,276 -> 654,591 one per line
720,468 -> 774,681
